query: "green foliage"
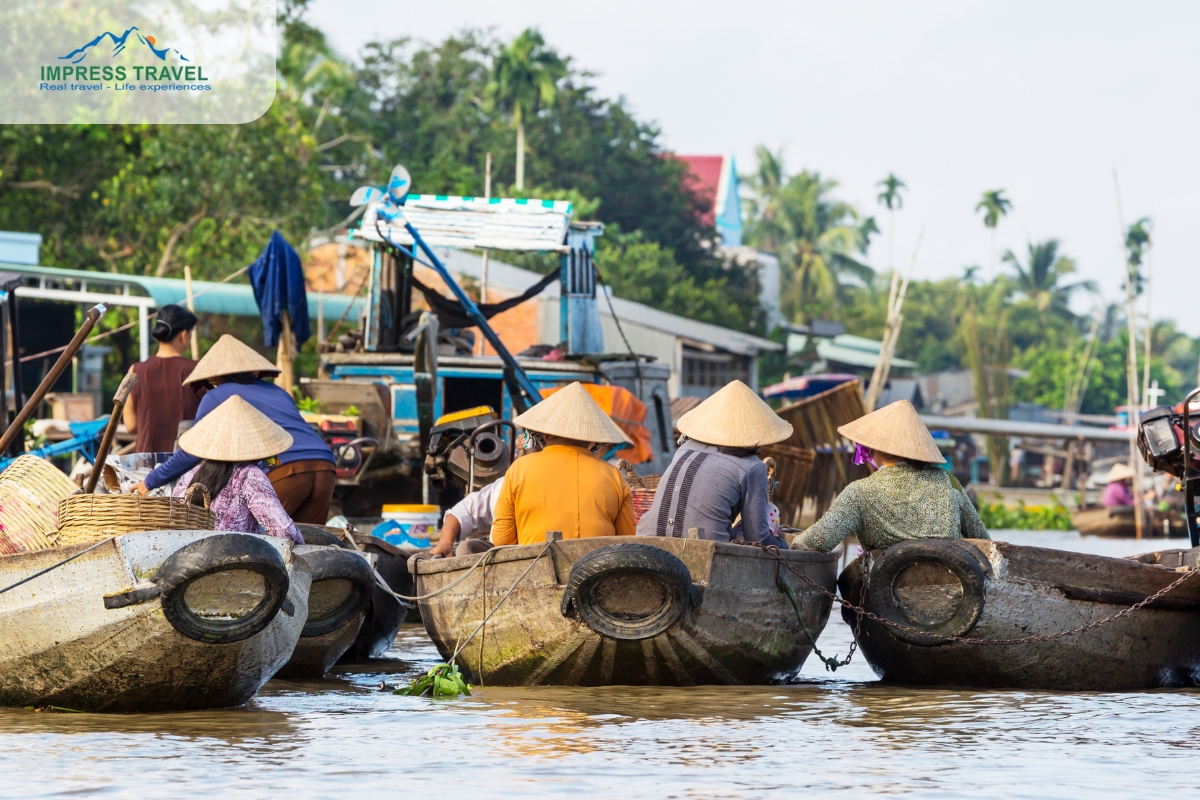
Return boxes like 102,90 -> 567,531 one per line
978,500 -> 1072,530
976,189 -> 1012,229
396,662 -> 472,698
295,395 -> 325,414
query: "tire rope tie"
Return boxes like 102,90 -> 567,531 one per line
745,542 -> 1200,646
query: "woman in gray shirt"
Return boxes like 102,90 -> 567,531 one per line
636,381 -> 792,547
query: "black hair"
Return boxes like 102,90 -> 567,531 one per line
152,304 -> 198,343
223,372 -> 260,385
189,460 -> 237,501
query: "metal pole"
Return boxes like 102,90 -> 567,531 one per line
138,304 -> 149,362
184,265 -> 199,359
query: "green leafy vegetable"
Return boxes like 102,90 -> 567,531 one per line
395,663 -> 472,698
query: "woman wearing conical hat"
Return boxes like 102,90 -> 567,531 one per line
490,382 -> 636,546
636,380 -> 791,547
135,335 -> 336,524
792,400 -> 989,552
171,396 -> 303,543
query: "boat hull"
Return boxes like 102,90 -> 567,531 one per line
840,539 -> 1200,690
0,530 -> 310,712
276,609 -> 367,678
340,532 -> 410,660
1071,506 -> 1185,538
412,537 -> 839,686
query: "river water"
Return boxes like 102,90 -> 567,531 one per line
3,530 -> 1197,799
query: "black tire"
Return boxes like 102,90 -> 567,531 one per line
296,524 -> 352,548
560,542 -> 695,641
867,538 -> 990,647
157,534 -> 290,645
298,547 -> 375,637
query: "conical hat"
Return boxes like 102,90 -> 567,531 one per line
837,400 -> 945,464
676,380 -> 792,448
178,395 -> 294,461
1106,463 -> 1136,483
184,334 -> 281,385
514,382 -> 632,445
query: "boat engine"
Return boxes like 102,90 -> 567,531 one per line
1138,388 -> 1200,545
423,406 -> 514,492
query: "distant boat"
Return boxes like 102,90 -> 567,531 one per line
0,531 -> 309,712
1071,506 -> 1186,538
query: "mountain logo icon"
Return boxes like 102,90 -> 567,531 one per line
59,27 -> 189,65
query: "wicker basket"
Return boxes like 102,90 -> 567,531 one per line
57,485 -> 214,546
618,460 -> 661,523
0,456 -> 81,554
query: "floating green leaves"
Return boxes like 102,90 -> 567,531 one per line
394,663 -> 472,698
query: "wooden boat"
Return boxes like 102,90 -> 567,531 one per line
1071,506 -> 1186,538
838,537 -> 1200,690
411,536 -> 840,686
0,530 -> 310,712
338,529 -> 412,660
276,544 -> 375,678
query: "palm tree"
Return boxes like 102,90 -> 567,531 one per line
488,29 -> 566,190
1002,239 -> 1096,316
744,149 -> 876,320
876,173 -> 906,271
1124,217 -> 1151,295
975,189 -> 1013,272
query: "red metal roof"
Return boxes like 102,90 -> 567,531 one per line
675,155 -> 723,225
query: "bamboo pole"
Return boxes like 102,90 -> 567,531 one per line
184,265 -> 199,360
275,309 -> 294,397
84,371 -> 137,494
478,152 -> 492,356
1141,243 -> 1153,409
1113,169 -> 1144,539
864,226 -> 924,410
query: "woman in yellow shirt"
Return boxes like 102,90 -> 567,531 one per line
491,382 -> 636,546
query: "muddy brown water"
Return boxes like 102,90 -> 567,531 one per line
2,530 -> 1198,798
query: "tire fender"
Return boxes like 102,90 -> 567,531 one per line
297,547 -> 375,638
560,542 -> 695,641
867,538 -> 990,647
157,533 -> 290,645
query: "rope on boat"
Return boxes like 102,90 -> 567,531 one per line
0,538 -> 113,597
747,542 -> 1200,647
339,532 -> 505,604
448,540 -> 554,663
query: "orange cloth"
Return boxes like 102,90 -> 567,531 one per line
491,445 -> 636,545
540,384 -> 652,464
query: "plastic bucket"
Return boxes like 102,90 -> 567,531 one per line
375,504 -> 440,548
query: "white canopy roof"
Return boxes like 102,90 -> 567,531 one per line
353,194 -> 576,252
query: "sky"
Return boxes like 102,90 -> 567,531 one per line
308,0 -> 1200,333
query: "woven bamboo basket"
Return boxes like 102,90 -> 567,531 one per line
57,485 -> 214,546
0,456 -> 81,554
618,460 -> 661,523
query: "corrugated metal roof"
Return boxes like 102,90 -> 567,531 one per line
0,262 -> 363,321
434,249 -> 781,356
354,195 -> 574,252
787,332 -> 917,370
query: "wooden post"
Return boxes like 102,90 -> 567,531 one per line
184,265 -> 199,360
275,309 -> 295,397
85,371 -> 137,494
478,152 -> 493,356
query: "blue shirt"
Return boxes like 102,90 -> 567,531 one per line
144,380 -> 334,490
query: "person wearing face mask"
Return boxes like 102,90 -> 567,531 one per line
123,305 -> 205,453
792,400 -> 989,552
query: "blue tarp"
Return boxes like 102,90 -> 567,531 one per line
249,231 -> 312,347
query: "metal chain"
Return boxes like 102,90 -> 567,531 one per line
749,542 -> 1200,646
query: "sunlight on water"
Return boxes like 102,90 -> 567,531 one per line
2,530 -> 1196,798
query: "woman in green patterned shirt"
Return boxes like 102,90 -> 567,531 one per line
793,400 -> 989,552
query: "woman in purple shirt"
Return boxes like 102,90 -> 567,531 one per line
1101,463 -> 1138,508
173,394 -> 302,543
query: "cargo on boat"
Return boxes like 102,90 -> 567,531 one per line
838,537 -> 1200,691
276,542 -> 375,678
0,530 -> 310,712
411,536 -> 839,686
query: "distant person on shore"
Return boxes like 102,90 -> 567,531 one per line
636,380 -> 790,548
123,305 -> 204,453
1100,463 -> 1137,508
793,400 -> 989,552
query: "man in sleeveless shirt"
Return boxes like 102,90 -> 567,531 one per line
636,381 -> 790,547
